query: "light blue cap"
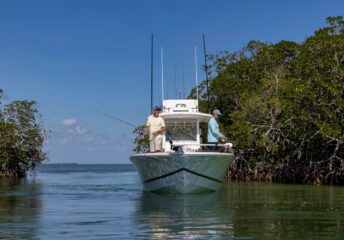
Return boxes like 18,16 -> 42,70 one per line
213,109 -> 222,116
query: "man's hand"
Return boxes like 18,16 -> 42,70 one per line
219,134 -> 227,143
152,127 -> 165,137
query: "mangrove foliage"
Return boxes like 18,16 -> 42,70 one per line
0,90 -> 47,177
192,16 -> 344,184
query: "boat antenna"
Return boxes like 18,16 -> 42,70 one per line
150,34 -> 154,113
174,65 -> 177,98
194,46 -> 199,105
203,34 -> 210,113
161,47 -> 164,104
182,64 -> 185,98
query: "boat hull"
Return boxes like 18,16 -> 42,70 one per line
130,152 -> 234,193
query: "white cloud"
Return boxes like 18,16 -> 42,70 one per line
62,118 -> 77,126
75,126 -> 88,135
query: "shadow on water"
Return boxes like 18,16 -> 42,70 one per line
133,182 -> 344,239
0,177 -> 42,240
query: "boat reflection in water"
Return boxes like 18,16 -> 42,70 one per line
133,191 -> 234,239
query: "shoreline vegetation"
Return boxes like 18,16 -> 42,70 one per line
2,16 -> 343,186
134,16 -> 344,186
193,16 -> 343,185
0,89 -> 47,177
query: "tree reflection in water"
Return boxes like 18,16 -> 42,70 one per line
0,177 -> 42,240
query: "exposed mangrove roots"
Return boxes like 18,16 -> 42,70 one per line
226,157 -> 344,185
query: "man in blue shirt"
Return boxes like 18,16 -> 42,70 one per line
208,109 -> 225,150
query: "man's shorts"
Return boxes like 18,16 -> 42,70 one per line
150,137 -> 162,152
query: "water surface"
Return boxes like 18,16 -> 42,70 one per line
0,164 -> 343,239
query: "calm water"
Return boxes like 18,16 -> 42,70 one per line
0,164 -> 344,239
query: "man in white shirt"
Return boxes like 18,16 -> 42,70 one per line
144,106 -> 166,152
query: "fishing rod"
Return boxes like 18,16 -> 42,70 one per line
151,34 -> 154,113
96,110 -> 143,130
203,34 -> 211,114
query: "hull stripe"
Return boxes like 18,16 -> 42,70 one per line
143,168 -> 223,184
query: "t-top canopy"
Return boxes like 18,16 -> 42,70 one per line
161,99 -> 211,122
162,99 -> 198,113
160,112 -> 211,122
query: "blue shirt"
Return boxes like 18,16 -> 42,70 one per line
208,117 -> 221,143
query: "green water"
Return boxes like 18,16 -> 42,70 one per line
0,164 -> 343,239
221,182 -> 344,239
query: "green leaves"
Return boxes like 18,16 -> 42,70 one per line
133,125 -> 149,153
132,16 -> 344,184
0,94 -> 47,177
204,16 -> 344,183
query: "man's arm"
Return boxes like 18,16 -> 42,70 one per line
152,127 -> 165,137
144,116 -> 151,132
152,119 -> 165,137
159,119 -> 166,134
159,126 -> 165,134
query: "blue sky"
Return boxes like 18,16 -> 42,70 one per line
0,0 -> 343,164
